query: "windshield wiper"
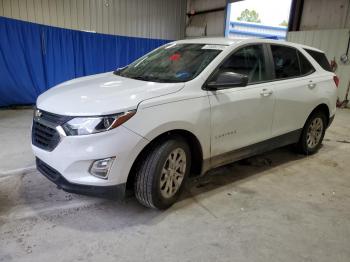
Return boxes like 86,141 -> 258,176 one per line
131,75 -> 161,82
120,75 -> 182,83
113,66 -> 128,75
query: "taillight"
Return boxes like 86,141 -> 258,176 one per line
333,75 -> 339,88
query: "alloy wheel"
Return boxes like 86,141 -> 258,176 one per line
306,117 -> 324,149
160,148 -> 187,199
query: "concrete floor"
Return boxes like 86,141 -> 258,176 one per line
0,108 -> 350,262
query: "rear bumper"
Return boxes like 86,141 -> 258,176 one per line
36,158 -> 126,199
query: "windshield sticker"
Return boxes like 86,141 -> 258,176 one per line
202,45 -> 227,50
169,53 -> 181,61
176,71 -> 191,79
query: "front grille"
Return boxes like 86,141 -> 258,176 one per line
32,121 -> 61,151
32,110 -> 73,151
36,158 -> 61,182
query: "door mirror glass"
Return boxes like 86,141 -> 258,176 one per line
206,71 -> 248,90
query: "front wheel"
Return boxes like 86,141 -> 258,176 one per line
297,111 -> 327,155
134,137 -> 191,209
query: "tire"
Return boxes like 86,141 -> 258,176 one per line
297,111 -> 327,155
134,137 -> 191,209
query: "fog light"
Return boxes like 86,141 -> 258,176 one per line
89,157 -> 115,179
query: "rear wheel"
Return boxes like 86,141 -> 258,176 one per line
134,137 -> 191,209
297,111 -> 327,155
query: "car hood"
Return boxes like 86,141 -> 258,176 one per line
37,72 -> 184,116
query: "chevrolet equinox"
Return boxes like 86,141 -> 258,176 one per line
32,38 -> 337,209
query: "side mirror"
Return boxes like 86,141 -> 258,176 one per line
206,71 -> 248,90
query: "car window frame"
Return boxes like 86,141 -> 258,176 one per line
297,50 -> 316,76
267,43 -> 316,82
304,48 -> 332,72
202,43 -> 273,90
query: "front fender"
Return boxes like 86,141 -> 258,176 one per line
123,96 -> 211,160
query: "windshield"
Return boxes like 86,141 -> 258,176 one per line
116,43 -> 224,83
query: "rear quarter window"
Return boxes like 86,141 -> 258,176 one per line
304,49 -> 332,72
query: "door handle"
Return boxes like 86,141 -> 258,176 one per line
260,88 -> 273,97
308,83 -> 316,89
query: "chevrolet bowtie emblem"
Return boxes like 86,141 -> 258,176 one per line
35,109 -> 42,118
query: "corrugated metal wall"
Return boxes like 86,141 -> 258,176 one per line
0,0 -> 186,40
186,0 -> 226,37
288,29 -> 350,101
300,0 -> 350,30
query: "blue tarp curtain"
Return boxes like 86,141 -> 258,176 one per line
0,16 -> 170,107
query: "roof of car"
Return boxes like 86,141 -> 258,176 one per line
173,37 -> 324,53
174,37 -> 242,46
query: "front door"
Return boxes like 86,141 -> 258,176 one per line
208,44 -> 275,167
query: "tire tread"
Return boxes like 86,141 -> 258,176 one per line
135,141 -> 168,208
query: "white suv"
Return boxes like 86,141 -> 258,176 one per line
32,38 -> 337,209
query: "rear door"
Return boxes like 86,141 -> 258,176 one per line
267,44 -> 319,137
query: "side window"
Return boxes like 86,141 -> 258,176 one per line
271,45 -> 301,79
298,51 -> 315,75
219,45 -> 268,84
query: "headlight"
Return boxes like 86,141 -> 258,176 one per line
62,110 -> 136,136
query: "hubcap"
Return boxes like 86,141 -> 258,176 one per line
306,117 -> 323,149
160,148 -> 187,199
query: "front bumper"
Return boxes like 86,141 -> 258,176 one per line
32,124 -> 149,188
36,158 -> 126,198
328,115 -> 335,128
